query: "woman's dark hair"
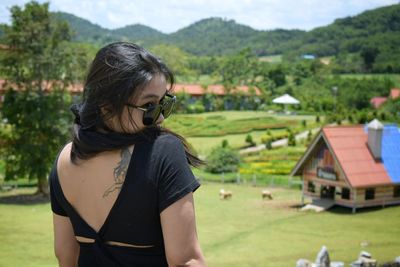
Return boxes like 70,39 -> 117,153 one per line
70,42 -> 203,167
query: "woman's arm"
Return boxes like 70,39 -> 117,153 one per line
160,193 -> 206,267
53,214 -> 79,267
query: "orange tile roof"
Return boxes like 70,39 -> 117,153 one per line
390,88 -> 400,99
172,84 -> 261,96
0,79 -> 84,94
370,97 -> 387,108
322,126 -> 392,188
172,84 -> 205,96
206,84 -> 225,95
1,80 -> 261,97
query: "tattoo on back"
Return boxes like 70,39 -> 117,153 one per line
103,147 -> 131,198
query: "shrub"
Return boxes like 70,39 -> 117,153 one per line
357,111 -> 368,124
186,101 -> 205,113
245,134 -> 255,146
265,140 -> 272,149
205,146 -> 241,174
288,131 -> 296,146
379,111 -> 387,121
307,130 -> 313,142
260,135 -> 272,145
222,139 -> 229,148
348,114 -> 354,123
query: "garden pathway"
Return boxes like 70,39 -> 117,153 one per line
239,127 -> 321,155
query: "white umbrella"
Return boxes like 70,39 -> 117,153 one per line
272,94 -> 300,113
272,94 -> 300,104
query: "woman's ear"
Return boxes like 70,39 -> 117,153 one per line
99,105 -> 117,131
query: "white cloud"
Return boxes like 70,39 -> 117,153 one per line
0,0 -> 398,33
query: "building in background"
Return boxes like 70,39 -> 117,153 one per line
291,119 -> 400,213
370,88 -> 400,109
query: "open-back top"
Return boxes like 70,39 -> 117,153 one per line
49,134 -> 200,267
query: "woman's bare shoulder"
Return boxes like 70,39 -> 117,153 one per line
57,142 -> 73,174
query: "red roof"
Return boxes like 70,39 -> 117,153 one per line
172,84 -> 205,96
1,80 -> 261,96
322,126 -> 391,188
0,79 -> 83,94
370,97 -> 387,108
172,84 -> 261,96
390,88 -> 400,99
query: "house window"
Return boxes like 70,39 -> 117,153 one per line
394,186 -> 400,198
365,188 -> 375,200
307,181 -> 315,193
341,188 -> 350,200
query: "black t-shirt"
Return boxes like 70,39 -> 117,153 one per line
49,134 -> 200,267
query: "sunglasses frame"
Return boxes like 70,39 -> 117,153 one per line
125,93 -> 176,126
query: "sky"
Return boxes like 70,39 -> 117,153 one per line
1,0 -> 398,33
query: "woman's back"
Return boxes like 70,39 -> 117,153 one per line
57,143 -> 134,236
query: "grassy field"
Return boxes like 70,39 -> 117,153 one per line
1,111 -> 397,266
1,184 -> 399,267
259,55 -> 282,63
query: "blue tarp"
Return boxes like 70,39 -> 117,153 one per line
365,124 -> 400,183
381,125 -> 400,183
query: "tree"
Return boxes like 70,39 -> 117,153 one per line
0,1 -> 81,195
205,146 -> 241,174
360,46 -> 379,72
149,44 -> 194,76
268,66 -> 286,87
219,48 -> 257,86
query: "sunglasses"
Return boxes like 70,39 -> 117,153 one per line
125,93 -> 176,126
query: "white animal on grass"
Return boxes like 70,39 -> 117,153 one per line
261,189 -> 273,200
219,189 -> 233,200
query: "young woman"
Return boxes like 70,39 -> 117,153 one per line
49,42 -> 206,267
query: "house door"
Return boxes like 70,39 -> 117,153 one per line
321,185 -> 335,199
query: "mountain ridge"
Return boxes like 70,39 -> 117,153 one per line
50,4 -> 400,59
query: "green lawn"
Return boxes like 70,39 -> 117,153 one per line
0,189 -> 56,267
1,184 -> 399,267
187,129 -> 271,156
164,111 -> 316,155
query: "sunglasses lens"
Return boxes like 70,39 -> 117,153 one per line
162,97 -> 175,118
143,106 -> 162,126
141,95 -> 175,126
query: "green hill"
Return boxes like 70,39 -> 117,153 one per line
169,17 -> 304,56
52,12 -> 118,44
51,4 -> 400,62
112,24 -> 167,46
288,4 -> 400,57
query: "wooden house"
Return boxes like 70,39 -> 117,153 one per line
291,119 -> 400,213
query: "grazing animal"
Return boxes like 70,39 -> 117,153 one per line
261,189 -> 273,200
219,189 -> 233,200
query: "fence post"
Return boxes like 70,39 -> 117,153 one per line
221,172 -> 225,184
270,177 -> 274,187
236,173 -> 241,184
252,173 -> 257,186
